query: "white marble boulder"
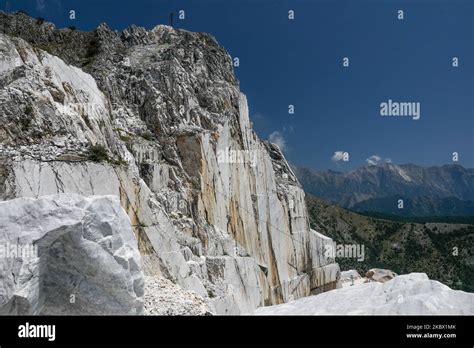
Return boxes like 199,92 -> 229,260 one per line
0,194 -> 144,315
255,273 -> 474,315
366,268 -> 398,283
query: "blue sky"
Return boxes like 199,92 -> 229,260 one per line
6,0 -> 474,170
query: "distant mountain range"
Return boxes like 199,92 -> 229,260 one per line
294,163 -> 474,217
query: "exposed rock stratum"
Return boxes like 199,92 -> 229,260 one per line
0,12 -> 339,314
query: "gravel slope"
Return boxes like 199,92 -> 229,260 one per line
144,276 -> 212,316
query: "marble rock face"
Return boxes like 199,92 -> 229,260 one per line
0,13 -> 340,314
0,194 -> 144,315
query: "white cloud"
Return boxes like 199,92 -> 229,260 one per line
366,155 -> 382,165
331,151 -> 347,162
268,131 -> 287,152
36,0 -> 46,11
385,158 -> 392,163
